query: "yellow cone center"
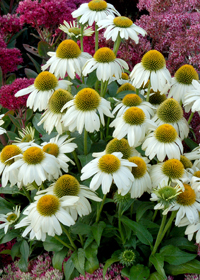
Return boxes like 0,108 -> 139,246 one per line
177,184 -> 196,206
149,91 -> 167,105
43,143 -> 59,158
129,156 -> 147,178
113,16 -> 133,28
121,73 -> 129,80
0,145 -> 22,165
193,171 -> 200,178
94,47 -> 116,63
142,50 -> 165,71
155,124 -> 178,143
175,64 -> 199,85
105,138 -> 132,159
157,98 -> 183,123
180,155 -> 192,169
117,83 -> 136,94
23,147 -> 45,165
75,88 -> 100,111
34,71 -> 58,91
68,27 -> 81,35
162,159 -> 184,179
56,39 -> 81,59
122,94 -> 142,107
6,213 -> 17,222
37,194 -> 60,216
123,107 -> 145,125
53,175 -> 80,198
88,0 -> 107,11
48,89 -> 73,114
98,154 -> 121,173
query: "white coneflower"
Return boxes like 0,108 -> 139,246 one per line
41,40 -> 92,79
97,15 -> 146,43
142,124 -> 183,161
0,206 -> 20,234
72,0 -> 120,26
110,106 -> 156,147
61,88 -> 113,134
183,80 -> 200,114
81,152 -> 136,195
0,114 -> 6,135
130,50 -> 171,92
59,20 -> 94,38
15,71 -> 71,111
168,64 -> 199,104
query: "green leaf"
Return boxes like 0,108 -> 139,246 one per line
121,216 -> 153,246
71,222 -> 91,235
121,198 -> 135,215
78,154 -> 93,168
85,71 -> 97,87
0,249 -> 11,255
130,264 -> 150,280
32,113 -> 46,135
103,257 -> 119,278
91,221 -> 106,246
25,109 -> 34,122
162,237 -> 197,252
121,267 -> 131,278
84,241 -> 99,274
184,138 -> 198,150
107,81 -> 119,97
136,202 -> 154,222
52,248 -> 68,271
25,68 -> 38,78
71,249 -> 85,276
23,44 -> 40,57
8,114 -> 21,129
11,242 -> 21,260
149,254 -> 166,278
27,53 -> 41,74
38,41 -> 54,58
165,259 -> 200,276
43,236 -> 64,252
160,245 -> 196,265
0,197 -> 14,214
20,240 -> 29,263
7,131 -> 18,141
63,258 -> 77,280
0,184 -> 24,196
71,131 -> 91,155
117,90 -> 136,99
148,272 -> 167,280
83,233 -> 94,249
6,74 -> 16,84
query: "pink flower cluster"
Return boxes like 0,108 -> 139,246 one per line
16,0 -> 76,32
0,14 -> 22,37
136,0 -> 200,74
0,48 -> 23,76
0,78 -> 34,111
0,253 -> 63,280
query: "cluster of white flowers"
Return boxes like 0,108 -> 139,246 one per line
1,0 -> 200,246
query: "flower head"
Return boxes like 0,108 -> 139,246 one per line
83,47 -> 129,82
41,40 -> 92,79
59,20 -> 94,38
81,152 -> 136,195
119,249 -> 136,267
130,50 -> 171,92
72,0 -> 120,26
0,114 -> 6,135
183,80 -> 200,114
61,88 -> 113,134
15,71 -> 71,111
0,206 -> 20,234
97,15 -> 146,43
14,126 -> 35,143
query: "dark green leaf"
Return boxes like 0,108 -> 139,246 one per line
18,257 -> 28,272
25,109 -> 34,122
23,44 -> 40,57
184,138 -> 198,150
121,267 -> 131,278
8,114 -> 21,129
71,222 -> 91,235
84,241 -> 99,274
20,240 -> 29,263
71,131 -> 91,155
136,202 -> 154,222
63,258 -> 77,280
130,264 -> 150,280
0,184 -> 24,196
0,249 -> 11,255
165,259 -> 200,276
52,248 -> 68,271
27,53 -> 41,74
6,74 -> 16,84
7,131 -> 18,141
107,82 -> 118,97
11,242 -> 21,260
38,41 -> 54,58
71,249 -> 85,276
78,154 -> 93,168
25,68 -> 38,78
160,245 -> 196,265
103,257 -> 119,278
0,197 -> 14,214
148,272 -> 167,280
86,71 -> 97,87
43,236 -> 64,252
162,237 -> 197,252
91,221 -> 106,246
121,216 -> 153,246
149,253 -> 166,278
32,113 -> 46,135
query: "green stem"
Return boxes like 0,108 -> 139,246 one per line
118,204 -> 125,244
106,117 -> 110,138
100,80 -> 104,97
103,80 -> 109,97
96,194 -> 107,223
32,181 -> 39,190
188,111 -> 194,125
152,209 -> 158,222
54,235 -> 74,251
130,201 -> 134,219
72,150 -> 82,173
146,80 -> 151,102
95,23 -> 99,52
151,213 -> 167,256
159,211 -> 177,242
40,183 -> 45,190
84,128 -> 88,155
136,88 -> 140,95
79,234 -> 84,247
61,225 -> 77,250
22,186 -> 33,203
80,24 -> 84,52
113,33 -> 122,55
